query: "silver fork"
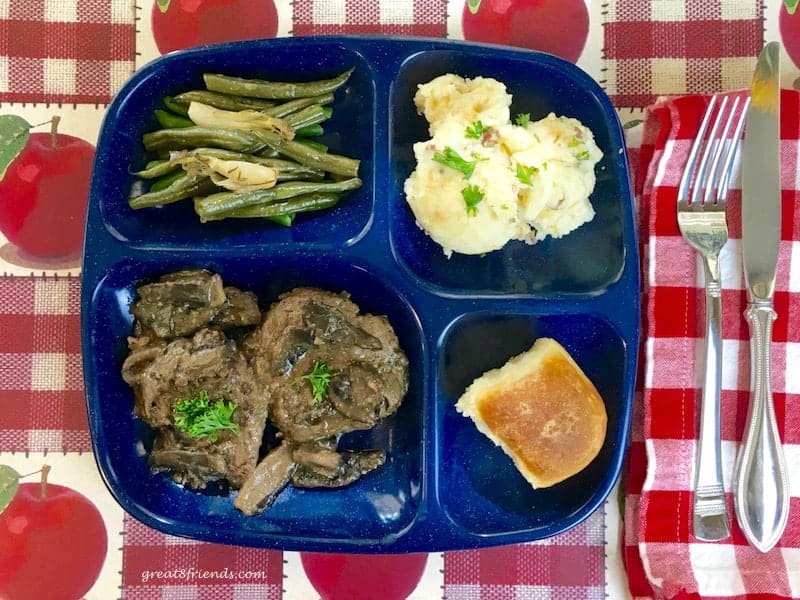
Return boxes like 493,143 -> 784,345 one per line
677,94 -> 749,541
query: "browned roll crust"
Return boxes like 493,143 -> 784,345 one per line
455,337 -> 607,489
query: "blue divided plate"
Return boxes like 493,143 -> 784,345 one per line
81,35 -> 639,553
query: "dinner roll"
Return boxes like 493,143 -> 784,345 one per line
455,337 -> 607,489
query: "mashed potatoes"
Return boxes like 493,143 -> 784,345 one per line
404,74 -> 603,257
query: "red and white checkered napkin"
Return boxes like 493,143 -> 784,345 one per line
624,90 -> 800,599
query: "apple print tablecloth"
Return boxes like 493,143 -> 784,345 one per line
1,1 -> 799,599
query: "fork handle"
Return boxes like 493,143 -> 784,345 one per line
693,269 -> 730,541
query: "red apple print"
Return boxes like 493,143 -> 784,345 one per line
151,0 -> 279,55
462,0 -> 590,63
301,552 -> 428,600
780,0 -> 800,72
0,465 -> 108,600
0,116 -> 94,260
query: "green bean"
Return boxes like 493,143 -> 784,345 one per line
264,93 -> 334,118
149,169 -> 185,192
204,68 -> 354,100
129,175 -> 217,210
194,177 -> 361,221
295,124 -> 324,138
143,127 -> 266,154
267,213 -> 294,227
155,109 -> 193,129
135,159 -> 177,179
253,129 -> 358,177
296,138 -> 328,153
226,192 -> 340,219
164,96 -> 190,116
258,147 -> 281,159
135,149 -> 317,179
284,105 -> 332,131
172,90 -> 276,112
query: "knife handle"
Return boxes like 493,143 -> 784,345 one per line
692,274 -> 730,541
734,303 -> 790,552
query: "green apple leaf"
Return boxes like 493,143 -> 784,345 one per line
466,0 -> 482,15
156,0 -> 171,13
0,465 -> 20,515
0,115 -> 31,181
785,0 -> 799,15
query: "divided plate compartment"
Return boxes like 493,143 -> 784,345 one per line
81,36 -> 639,552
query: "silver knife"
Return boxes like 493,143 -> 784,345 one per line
734,40 -> 790,553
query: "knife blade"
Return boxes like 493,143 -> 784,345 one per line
734,40 -> 790,553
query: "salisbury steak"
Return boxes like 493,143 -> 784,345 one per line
247,287 -> 409,443
122,272 -> 268,490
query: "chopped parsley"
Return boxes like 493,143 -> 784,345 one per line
302,360 -> 333,404
173,390 -> 239,442
461,184 -> 484,216
465,120 -> 489,140
515,163 -> 539,186
432,146 -> 482,178
575,149 -> 591,161
514,113 -> 531,127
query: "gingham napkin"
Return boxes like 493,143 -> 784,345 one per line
624,90 -> 800,599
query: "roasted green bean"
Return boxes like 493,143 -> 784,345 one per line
283,104 -> 330,129
254,129 -> 359,177
171,90 -> 276,112
194,177 -> 361,221
296,138 -> 328,153
155,109 -> 193,129
129,175 -> 218,210
294,124 -> 324,138
225,192 -> 340,219
267,213 -> 295,227
163,96 -> 190,116
204,68 -> 353,100
143,127 -> 266,154
264,93 -> 334,118
149,169 -> 185,192
135,159 -> 178,179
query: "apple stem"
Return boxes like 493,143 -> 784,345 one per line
50,116 -> 60,149
40,464 -> 51,499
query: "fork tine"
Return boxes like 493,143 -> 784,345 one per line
699,96 -> 749,205
678,96 -> 719,205
691,96 -> 730,205
717,96 -> 750,203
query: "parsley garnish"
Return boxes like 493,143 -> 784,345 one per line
461,184 -> 484,216
515,163 -> 539,186
302,360 -> 333,403
173,390 -> 239,442
465,120 -> 489,139
575,149 -> 591,161
514,113 -> 531,126
432,146 -> 482,178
